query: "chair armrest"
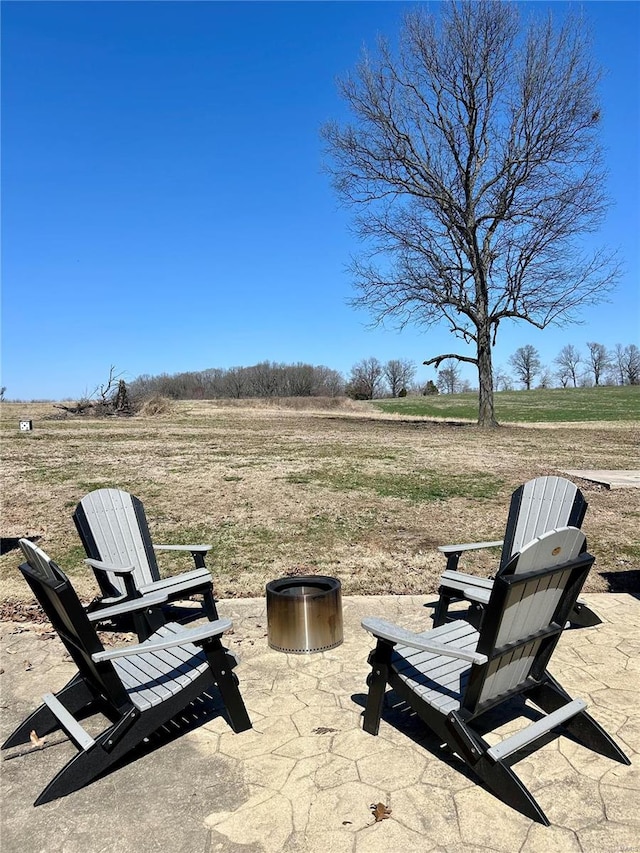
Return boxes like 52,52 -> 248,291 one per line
154,544 -> 212,553
462,587 -> 491,605
438,540 -> 503,556
361,617 -> 487,665
154,544 -> 212,569
138,566 -> 212,595
84,558 -> 135,576
87,589 -> 169,622
91,617 -> 233,662
440,570 -> 493,587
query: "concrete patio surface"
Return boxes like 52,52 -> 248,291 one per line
560,470 -> 640,489
1,593 -> 638,853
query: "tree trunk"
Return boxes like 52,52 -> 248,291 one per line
477,328 -> 498,428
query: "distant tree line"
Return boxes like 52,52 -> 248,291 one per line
500,343 -> 639,391
128,362 -> 345,401
123,342 -> 638,406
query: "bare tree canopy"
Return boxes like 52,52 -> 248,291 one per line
612,344 -> 640,386
436,359 -> 463,394
586,342 -> 610,386
383,358 -> 416,396
347,357 -> 385,399
509,345 -> 541,391
554,344 -> 583,388
323,1 -> 619,426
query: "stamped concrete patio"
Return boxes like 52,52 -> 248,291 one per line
1,593 -> 638,853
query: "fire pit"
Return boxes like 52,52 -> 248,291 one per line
266,576 -> 343,654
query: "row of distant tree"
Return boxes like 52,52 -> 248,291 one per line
499,343 -> 640,392
123,342 -> 638,403
431,342 -> 640,396
128,363 -> 345,401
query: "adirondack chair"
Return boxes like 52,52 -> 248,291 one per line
361,527 -> 630,825
2,539 -> 252,806
433,475 -> 600,628
73,488 -> 219,629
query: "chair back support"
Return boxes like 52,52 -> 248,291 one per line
17,539 -> 130,707
463,528 -> 592,715
18,539 -> 59,583
73,489 -> 160,596
501,477 -> 587,570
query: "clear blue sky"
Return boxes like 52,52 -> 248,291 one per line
2,1 -> 638,400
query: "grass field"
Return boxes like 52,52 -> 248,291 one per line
373,384 -> 640,422
1,395 -> 638,611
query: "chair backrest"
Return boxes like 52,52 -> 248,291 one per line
462,527 -> 593,717
73,489 -> 160,596
17,539 -> 130,707
500,476 -> 587,571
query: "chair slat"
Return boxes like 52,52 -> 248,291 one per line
80,489 -> 155,593
511,477 -> 577,558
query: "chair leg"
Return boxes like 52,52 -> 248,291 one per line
362,641 -> 393,736
563,710 -> 631,765
2,674 -> 96,749
203,644 -> 252,733
135,606 -> 166,641
34,710 -> 152,805
203,588 -> 219,621
432,591 -> 453,627
472,754 -> 550,825
527,678 -> 630,765
35,740 -> 114,806
443,710 -> 550,824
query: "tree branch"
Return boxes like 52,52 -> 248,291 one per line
423,353 -> 478,369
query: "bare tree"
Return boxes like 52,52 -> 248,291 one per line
585,342 -> 610,386
509,346 -> 541,390
493,368 -> 513,392
554,344 -> 582,388
627,345 -> 640,385
614,344 -> 640,385
347,357 -> 385,399
323,2 -> 619,427
383,358 -> 416,396
537,368 -> 555,390
311,366 -> 345,397
436,359 -> 462,394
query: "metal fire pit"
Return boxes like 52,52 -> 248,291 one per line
266,576 -> 343,654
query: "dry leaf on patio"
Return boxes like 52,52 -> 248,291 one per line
29,730 -> 46,749
370,802 -> 392,822
312,727 -> 337,735
24,660 -> 32,671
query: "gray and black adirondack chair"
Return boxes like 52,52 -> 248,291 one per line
434,475 -> 600,628
73,488 -> 219,630
2,539 -> 251,806
361,527 -> 630,825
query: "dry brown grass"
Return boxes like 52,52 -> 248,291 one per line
1,398 -> 638,607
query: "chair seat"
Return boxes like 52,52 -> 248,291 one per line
113,623 -> 209,711
392,620 -> 479,715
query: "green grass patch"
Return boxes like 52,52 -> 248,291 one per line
286,467 -> 502,502
372,385 -> 640,423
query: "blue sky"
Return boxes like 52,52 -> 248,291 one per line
2,1 -> 638,400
